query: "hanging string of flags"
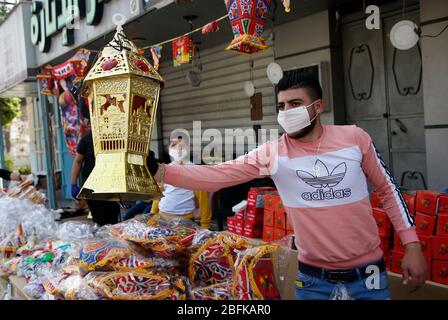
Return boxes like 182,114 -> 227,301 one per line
92,0 -> 292,66
38,0 -> 292,94
35,0 -> 291,157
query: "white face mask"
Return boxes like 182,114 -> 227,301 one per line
277,101 -> 319,134
169,147 -> 188,162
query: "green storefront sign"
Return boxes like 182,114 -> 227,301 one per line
30,0 -> 110,53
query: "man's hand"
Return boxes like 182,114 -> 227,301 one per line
401,242 -> 427,292
71,184 -> 81,199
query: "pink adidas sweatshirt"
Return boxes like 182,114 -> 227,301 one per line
163,125 -> 419,269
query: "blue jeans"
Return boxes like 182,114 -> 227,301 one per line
123,201 -> 152,220
295,267 -> 390,300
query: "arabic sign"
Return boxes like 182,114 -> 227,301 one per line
30,0 -> 111,53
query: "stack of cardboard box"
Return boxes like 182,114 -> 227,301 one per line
373,190 -> 448,285
226,187 -> 277,239
262,194 -> 294,243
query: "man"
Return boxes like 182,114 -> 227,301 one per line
71,130 -> 120,226
151,71 -> 427,300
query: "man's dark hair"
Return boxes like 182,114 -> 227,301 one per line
277,70 -> 323,101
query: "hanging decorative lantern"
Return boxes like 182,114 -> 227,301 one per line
78,26 -> 164,202
37,65 -> 57,96
224,0 -> 272,54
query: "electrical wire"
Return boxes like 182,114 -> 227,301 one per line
90,13 -> 229,54
420,22 -> 448,38
142,13 -> 229,50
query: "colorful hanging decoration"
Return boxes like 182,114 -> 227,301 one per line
36,49 -> 92,156
172,37 -> 193,67
192,282 -> 234,300
97,271 -> 190,300
57,49 -> 91,156
77,240 -> 133,275
189,233 -> 248,286
281,0 -> 291,13
37,65 -> 58,96
224,0 -> 272,54
232,245 -> 281,300
150,45 -> 162,71
202,21 -> 221,34
52,61 -> 77,80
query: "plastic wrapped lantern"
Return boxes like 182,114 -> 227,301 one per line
224,0 -> 272,54
37,65 -> 57,96
79,26 -> 164,202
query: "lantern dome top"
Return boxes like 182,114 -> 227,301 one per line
83,27 -> 164,83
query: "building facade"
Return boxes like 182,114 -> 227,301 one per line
0,0 -> 447,208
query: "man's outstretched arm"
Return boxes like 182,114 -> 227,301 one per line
154,143 -> 276,192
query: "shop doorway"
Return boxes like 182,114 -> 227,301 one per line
342,6 -> 427,190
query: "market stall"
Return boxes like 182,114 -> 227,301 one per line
3,1 -> 444,301
0,190 -> 294,300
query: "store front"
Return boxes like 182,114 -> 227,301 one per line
0,0 -> 448,302
1,0 -> 447,202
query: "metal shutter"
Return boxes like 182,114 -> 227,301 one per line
158,42 -> 277,158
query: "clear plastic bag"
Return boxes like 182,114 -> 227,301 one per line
0,196 -> 59,242
56,221 -> 99,241
77,238 -> 135,275
23,277 -> 46,300
191,229 -> 216,248
60,275 -> 101,300
192,281 -> 234,300
232,244 -> 281,300
97,271 -> 190,300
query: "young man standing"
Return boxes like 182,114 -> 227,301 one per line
152,71 -> 427,300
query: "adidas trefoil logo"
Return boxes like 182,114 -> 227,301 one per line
296,160 -> 352,201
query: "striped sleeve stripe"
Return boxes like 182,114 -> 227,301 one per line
371,143 -> 415,227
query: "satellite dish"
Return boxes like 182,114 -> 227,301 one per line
244,81 -> 255,97
390,20 -> 419,50
186,70 -> 201,87
267,63 -> 284,85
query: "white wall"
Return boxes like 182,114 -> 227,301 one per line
420,0 -> 448,191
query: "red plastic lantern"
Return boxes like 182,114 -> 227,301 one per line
224,0 -> 271,54
37,65 -> 57,96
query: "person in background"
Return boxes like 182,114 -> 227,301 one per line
0,169 -> 23,181
122,151 -> 158,221
151,138 -> 212,228
71,130 -> 120,226
151,71 -> 427,300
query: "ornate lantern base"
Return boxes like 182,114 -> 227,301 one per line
225,34 -> 268,54
78,153 -> 162,202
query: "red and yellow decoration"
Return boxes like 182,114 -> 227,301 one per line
224,0 -> 272,54
232,244 -> 281,300
37,65 -> 58,96
172,37 -> 193,67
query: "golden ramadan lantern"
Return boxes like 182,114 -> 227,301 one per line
79,26 -> 163,202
